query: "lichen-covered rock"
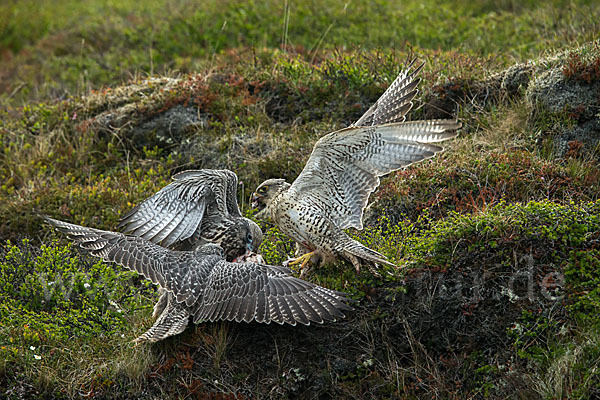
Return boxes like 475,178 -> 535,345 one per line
500,62 -> 535,95
68,72 -> 316,186
526,44 -> 600,157
527,67 -> 600,118
130,104 -> 207,150
421,41 -> 600,158
422,62 -> 535,120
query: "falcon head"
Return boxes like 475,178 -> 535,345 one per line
251,179 -> 290,211
221,218 -> 263,262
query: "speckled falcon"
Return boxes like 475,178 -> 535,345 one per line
45,217 -> 352,343
118,169 -> 265,337
118,169 -> 262,262
252,60 -> 461,274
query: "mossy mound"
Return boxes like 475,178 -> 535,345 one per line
2,201 -> 599,398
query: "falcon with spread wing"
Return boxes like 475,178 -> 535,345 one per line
251,60 -> 461,274
118,169 -> 267,333
118,169 -> 262,262
45,217 -> 352,343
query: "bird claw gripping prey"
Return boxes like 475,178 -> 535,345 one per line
284,251 -> 319,278
252,59 -> 461,274
44,216 -> 353,343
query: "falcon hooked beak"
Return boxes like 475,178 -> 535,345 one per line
251,178 -> 290,211
232,224 -> 264,264
250,192 -> 264,211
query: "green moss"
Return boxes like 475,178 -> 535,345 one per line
404,200 -> 599,267
0,239 -> 157,398
565,249 -> 600,323
0,239 -> 154,344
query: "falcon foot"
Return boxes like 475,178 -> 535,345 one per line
347,254 -> 382,278
366,263 -> 382,278
287,251 -> 317,277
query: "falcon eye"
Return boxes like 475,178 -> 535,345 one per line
258,186 -> 268,194
246,232 -> 253,243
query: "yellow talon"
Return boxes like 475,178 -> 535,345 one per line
287,251 -> 316,269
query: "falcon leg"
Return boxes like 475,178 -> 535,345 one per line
287,250 -> 316,267
152,288 -> 169,319
287,250 -> 317,277
346,254 -> 362,274
298,256 -> 315,279
294,243 -> 310,257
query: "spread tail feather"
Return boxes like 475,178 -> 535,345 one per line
135,293 -> 190,343
341,239 -> 396,274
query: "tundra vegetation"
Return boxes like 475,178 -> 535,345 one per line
1,0 -> 600,398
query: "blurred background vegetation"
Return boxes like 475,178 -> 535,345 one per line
1,0 -> 598,106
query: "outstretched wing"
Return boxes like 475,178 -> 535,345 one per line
45,217 -> 352,327
353,59 -> 424,127
118,169 -> 241,247
172,169 -> 241,217
193,261 -> 352,326
45,217 -> 210,307
288,120 -> 461,230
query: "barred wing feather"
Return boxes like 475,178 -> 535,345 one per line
194,262 -> 351,325
288,120 -> 460,230
44,217 -> 207,307
118,169 -> 241,247
353,59 -> 424,127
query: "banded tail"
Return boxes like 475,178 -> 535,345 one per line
340,238 -> 396,274
135,293 -> 190,343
